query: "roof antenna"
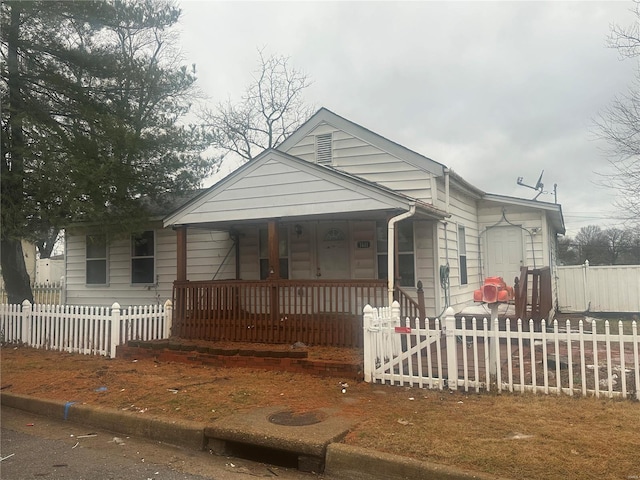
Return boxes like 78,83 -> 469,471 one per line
517,170 -> 544,200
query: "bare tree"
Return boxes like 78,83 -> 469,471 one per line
595,0 -> 640,225
575,225 -> 609,265
603,227 -> 630,264
202,50 -> 314,167
559,225 -> 640,265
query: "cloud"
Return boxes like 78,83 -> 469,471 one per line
178,0 -> 637,236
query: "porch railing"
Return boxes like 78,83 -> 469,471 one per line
172,279 -> 388,347
394,281 -> 425,322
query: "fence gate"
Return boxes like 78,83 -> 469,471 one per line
363,303 -> 444,389
363,302 -> 640,400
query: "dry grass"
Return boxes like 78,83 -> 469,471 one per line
1,346 -> 638,480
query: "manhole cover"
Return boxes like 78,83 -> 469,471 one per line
268,410 -> 326,426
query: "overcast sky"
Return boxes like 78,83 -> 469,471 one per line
177,1 -> 638,236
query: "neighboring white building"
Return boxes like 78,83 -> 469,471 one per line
35,255 -> 65,284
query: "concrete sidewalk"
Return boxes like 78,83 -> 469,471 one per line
1,392 -> 508,480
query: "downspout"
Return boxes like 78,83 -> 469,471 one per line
440,168 -> 451,313
388,204 -> 416,307
444,168 -> 450,213
443,169 -> 451,268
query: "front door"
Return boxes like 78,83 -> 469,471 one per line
316,222 -> 350,279
486,226 -> 523,285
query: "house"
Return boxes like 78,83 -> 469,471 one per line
63,108 -> 565,346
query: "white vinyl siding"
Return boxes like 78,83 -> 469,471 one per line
435,186 -> 480,310
239,228 -> 260,280
169,155 -> 412,226
289,223 -> 314,280
414,221 -> 437,315
283,123 -> 436,203
478,204 -> 548,275
66,227 -> 234,307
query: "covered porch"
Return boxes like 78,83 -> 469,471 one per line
163,149 -> 446,348
172,220 -> 436,347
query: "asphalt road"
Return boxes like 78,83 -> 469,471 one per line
1,407 -> 327,480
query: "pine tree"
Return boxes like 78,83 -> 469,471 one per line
0,0 -> 212,303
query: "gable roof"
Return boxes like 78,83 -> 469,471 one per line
277,107 -> 447,177
164,149 -> 447,228
481,193 -> 565,234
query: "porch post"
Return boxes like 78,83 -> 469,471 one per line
268,220 -> 280,279
268,220 -> 280,323
176,226 -> 187,281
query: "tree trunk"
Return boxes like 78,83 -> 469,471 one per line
1,237 -> 34,304
1,3 -> 33,304
35,228 -> 59,259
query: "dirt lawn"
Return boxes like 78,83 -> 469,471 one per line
1,346 -> 638,480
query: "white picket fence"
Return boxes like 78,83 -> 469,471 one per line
0,300 -> 172,358
363,302 -> 640,400
0,281 -> 65,305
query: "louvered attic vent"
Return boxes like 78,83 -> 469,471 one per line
315,133 -> 332,164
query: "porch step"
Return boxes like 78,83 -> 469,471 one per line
128,339 -> 308,359
116,341 -> 364,380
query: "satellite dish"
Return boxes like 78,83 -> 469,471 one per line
517,170 -> 545,200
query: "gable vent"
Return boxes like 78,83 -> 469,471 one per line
315,133 -> 333,164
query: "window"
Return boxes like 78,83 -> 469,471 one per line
86,234 -> 107,285
259,227 -> 289,279
131,230 -> 155,284
315,133 -> 332,164
458,225 -> 468,285
377,221 -> 415,287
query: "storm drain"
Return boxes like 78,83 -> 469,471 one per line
223,440 -> 299,469
204,406 -> 350,473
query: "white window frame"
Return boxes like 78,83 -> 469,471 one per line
376,220 -> 415,287
458,224 -> 468,286
86,234 -> 108,286
131,230 -> 155,285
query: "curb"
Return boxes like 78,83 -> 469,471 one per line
1,392 -> 510,480
325,443 -> 509,480
1,392 -> 204,451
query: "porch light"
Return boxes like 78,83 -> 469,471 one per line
294,224 -> 303,237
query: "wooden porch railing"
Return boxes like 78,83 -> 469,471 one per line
172,279 -> 388,347
394,281 -> 425,324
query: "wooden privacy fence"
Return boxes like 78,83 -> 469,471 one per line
0,281 -> 65,305
0,300 -> 172,358
363,302 -> 640,400
173,279 -> 388,347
